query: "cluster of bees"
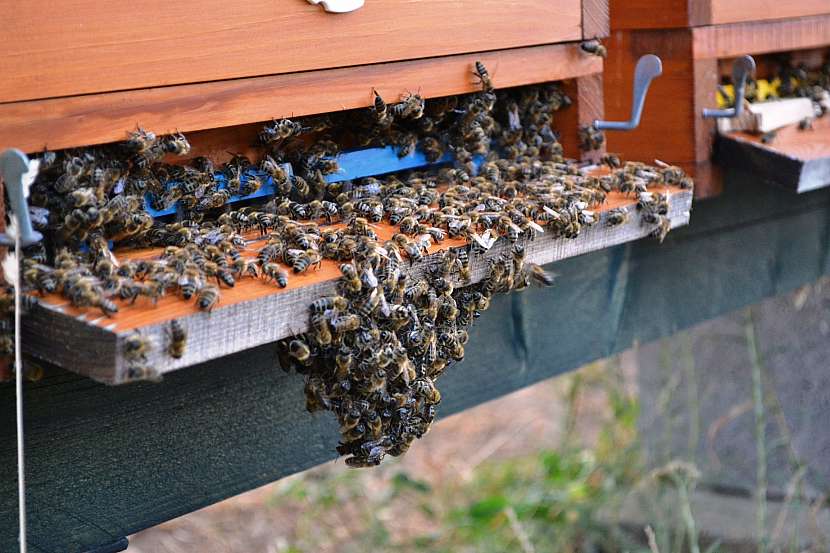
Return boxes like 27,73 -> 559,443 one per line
720,55 -> 830,143
14,61 -> 691,463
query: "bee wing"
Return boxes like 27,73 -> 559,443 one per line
527,221 -> 545,234
470,231 -> 490,250
542,205 -> 560,219
507,106 -> 522,131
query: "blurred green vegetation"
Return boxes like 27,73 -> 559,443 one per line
269,359 -> 719,553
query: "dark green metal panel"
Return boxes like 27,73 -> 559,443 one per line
2,169 -> 830,553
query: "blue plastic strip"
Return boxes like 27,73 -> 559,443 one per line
141,145 -> 470,219
143,164 -> 293,218
324,146 -> 453,183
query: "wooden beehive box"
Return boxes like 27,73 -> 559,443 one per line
3,0 -> 690,384
605,1 -> 830,197
0,0 -> 608,157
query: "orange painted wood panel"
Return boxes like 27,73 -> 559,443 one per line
692,14 -> 830,59
582,0 -> 610,38
611,0 -> 830,28
30,188 -> 677,334
728,116 -> 830,162
0,43 -> 602,154
0,0 -> 582,103
710,0 -> 830,25
610,0 -> 694,30
604,29 -> 701,166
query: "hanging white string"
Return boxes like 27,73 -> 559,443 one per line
14,215 -> 26,553
2,156 -> 37,553
2,214 -> 26,553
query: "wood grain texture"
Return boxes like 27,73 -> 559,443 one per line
560,73 -> 606,161
0,43 -> 602,154
582,0 -> 610,38
4,177 -> 830,553
23,188 -> 692,384
0,0 -> 582,103
689,160 -> 723,199
717,117 -> 830,193
693,57 -> 718,162
610,0 -> 692,30
605,29 -> 701,165
611,0 -> 830,28
709,0 -> 830,25
692,14 -> 830,59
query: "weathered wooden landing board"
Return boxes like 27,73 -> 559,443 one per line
23,186 -> 692,384
1,169 -> 825,553
717,116 -> 830,193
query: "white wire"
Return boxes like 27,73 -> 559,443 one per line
13,213 -> 27,553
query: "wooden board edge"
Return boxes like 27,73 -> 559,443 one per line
23,189 -> 691,384
692,14 -> 830,60
714,133 -> 806,192
582,0 -> 610,39
0,43 -> 602,154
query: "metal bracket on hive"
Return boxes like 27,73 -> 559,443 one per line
307,0 -> 365,13
594,54 -> 663,132
0,149 -> 42,247
703,55 -> 756,119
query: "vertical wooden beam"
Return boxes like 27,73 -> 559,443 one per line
690,57 -> 723,198
605,29 -> 698,165
559,73 -> 606,162
582,0 -> 610,39
0,178 -> 8,381
687,0 -> 713,27
692,57 -> 717,164
609,0 -> 693,30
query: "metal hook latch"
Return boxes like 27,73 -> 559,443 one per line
594,54 -> 663,131
307,0 -> 364,13
703,55 -> 756,119
0,149 -> 42,248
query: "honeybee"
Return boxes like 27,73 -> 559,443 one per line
393,131 -> 418,158
421,136 -> 444,162
310,312 -> 333,346
240,174 -> 264,196
330,314 -> 361,334
580,39 -> 607,58
231,257 -> 259,280
288,337 -> 311,363
526,263 -> 556,287
178,265 -> 204,300
371,88 -> 394,128
124,332 -> 151,361
259,118 -> 305,144
339,263 -> 362,295
310,295 -> 348,314
292,175 -> 310,199
262,262 -> 289,287
605,207 -> 630,227
161,132 -> 191,156
126,127 -> 157,152
578,124 -> 605,151
260,155 -> 291,195
601,153 -> 622,168
760,131 -> 777,144
197,285 -> 220,312
167,319 -> 187,359
284,248 -> 322,273
124,364 -> 163,383
390,91 -> 425,120
474,61 -> 493,92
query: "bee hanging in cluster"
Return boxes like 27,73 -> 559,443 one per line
23,70 -> 691,429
